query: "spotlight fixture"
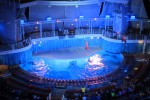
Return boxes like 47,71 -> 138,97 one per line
74,18 -> 78,21
47,17 -> 52,21
20,20 -> 24,24
79,16 -> 84,19
138,40 -> 144,43
56,20 -> 61,22
105,15 -> 110,18
38,40 -> 42,47
130,15 -> 135,19
33,41 -> 36,44
94,18 -> 97,20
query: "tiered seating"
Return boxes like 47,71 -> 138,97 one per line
9,54 -> 130,88
62,54 -> 150,100
6,54 -> 150,100
4,66 -> 51,99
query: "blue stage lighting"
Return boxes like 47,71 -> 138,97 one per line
94,18 -> 97,20
20,20 -> 24,24
38,41 -> 42,47
79,16 -> 84,19
130,16 -> 135,19
47,17 -> 51,21
33,41 -> 36,44
105,15 -> 110,18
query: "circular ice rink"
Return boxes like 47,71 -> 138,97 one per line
20,47 -> 124,80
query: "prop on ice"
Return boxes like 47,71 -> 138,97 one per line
87,54 -> 104,70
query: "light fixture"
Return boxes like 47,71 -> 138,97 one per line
47,17 -> 51,21
79,16 -> 84,19
33,41 -> 36,44
105,15 -> 110,18
56,20 -> 61,22
138,40 -> 144,43
74,18 -> 78,21
20,20 -> 24,24
134,68 -> 138,70
38,40 -> 42,47
130,15 -> 135,19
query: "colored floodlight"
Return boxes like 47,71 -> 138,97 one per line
74,18 -> 78,21
33,41 -> 36,44
20,20 -> 24,24
79,16 -> 84,19
130,15 -> 135,19
105,15 -> 110,18
47,17 -> 52,21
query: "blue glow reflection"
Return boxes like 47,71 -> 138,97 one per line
20,50 -> 124,80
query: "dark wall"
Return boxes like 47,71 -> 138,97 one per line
29,4 -> 100,21
0,2 -> 16,44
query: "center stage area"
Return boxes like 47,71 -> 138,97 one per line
20,47 -> 124,80
33,47 -> 102,59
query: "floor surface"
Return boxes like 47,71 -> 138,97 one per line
33,47 -> 102,59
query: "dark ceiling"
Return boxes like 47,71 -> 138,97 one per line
15,0 -> 87,4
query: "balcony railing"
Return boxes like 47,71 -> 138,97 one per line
0,38 -> 31,52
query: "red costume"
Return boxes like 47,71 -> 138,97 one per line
122,35 -> 126,43
85,41 -> 89,50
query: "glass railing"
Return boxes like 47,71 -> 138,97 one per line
0,38 -> 31,52
26,28 -> 150,40
0,28 -> 149,52
102,29 -> 150,40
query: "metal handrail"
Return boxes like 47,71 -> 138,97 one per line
0,29 -> 149,51
0,38 -> 31,52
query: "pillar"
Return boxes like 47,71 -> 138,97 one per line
0,0 -> 16,44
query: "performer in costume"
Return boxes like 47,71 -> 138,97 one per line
85,41 -> 89,50
122,35 -> 126,43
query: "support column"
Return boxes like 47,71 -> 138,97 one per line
143,36 -> 147,54
90,20 -> 92,34
143,42 -> 146,54
139,21 -> 143,35
0,1 -> 16,44
52,21 -> 55,37
89,20 -> 91,34
40,23 -> 42,38
79,20 -> 81,34
76,20 -> 79,35
105,19 -> 107,31
21,25 -> 25,39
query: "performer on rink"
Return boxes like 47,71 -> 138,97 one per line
122,35 -> 126,43
85,41 -> 89,50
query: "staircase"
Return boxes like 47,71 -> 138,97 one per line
51,88 -> 66,100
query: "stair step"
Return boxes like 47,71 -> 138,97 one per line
51,88 -> 66,100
